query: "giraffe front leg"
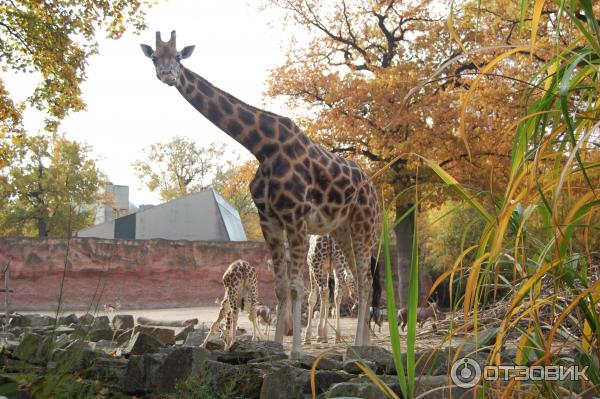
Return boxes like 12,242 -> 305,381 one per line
224,297 -> 239,352
202,299 -> 228,349
333,273 -> 343,343
317,284 -> 329,343
256,211 -> 288,344
287,228 -> 308,360
304,275 -> 317,344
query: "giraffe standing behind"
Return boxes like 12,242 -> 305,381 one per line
304,234 -> 357,344
202,259 -> 264,352
141,31 -> 381,358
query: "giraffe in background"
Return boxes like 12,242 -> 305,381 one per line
304,234 -> 357,344
141,31 -> 381,358
201,259 -> 264,352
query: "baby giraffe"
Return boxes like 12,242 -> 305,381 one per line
202,260 -> 264,351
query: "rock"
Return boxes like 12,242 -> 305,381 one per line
214,340 -> 285,365
120,354 -> 145,393
312,370 -> 355,395
133,325 -> 175,346
198,359 -> 263,398
299,354 -> 342,371
153,346 -> 212,393
126,332 -> 163,355
325,381 -> 388,399
202,334 -> 225,351
57,313 -> 78,326
115,328 -> 133,346
342,359 -> 377,375
113,314 -> 134,330
92,315 -> 110,329
78,313 -> 95,325
12,314 -> 55,328
174,324 -> 194,342
15,333 -> 49,364
346,346 -> 395,374
183,331 -> 208,347
259,364 -> 310,399
88,327 -> 114,342
247,353 -> 289,364
86,356 -> 128,383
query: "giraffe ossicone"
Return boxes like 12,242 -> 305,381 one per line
142,31 -> 381,359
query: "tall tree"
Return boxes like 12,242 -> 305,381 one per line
133,137 -> 226,202
0,0 -> 154,166
212,159 -> 263,241
0,134 -> 103,237
261,0 -> 559,305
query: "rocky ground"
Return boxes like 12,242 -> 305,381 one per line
0,308 -> 583,398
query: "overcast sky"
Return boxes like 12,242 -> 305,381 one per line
5,0 -> 293,206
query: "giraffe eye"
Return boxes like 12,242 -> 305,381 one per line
175,53 -> 182,61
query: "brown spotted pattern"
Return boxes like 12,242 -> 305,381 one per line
143,31 -> 381,358
305,234 -> 357,344
201,260 -> 263,352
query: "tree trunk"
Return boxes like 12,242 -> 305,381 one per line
394,203 -> 414,308
37,218 -> 48,237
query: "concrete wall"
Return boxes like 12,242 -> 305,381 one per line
0,237 -> 273,311
135,190 -> 229,241
76,220 -> 115,239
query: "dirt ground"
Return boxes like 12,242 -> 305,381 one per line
21,306 -> 449,356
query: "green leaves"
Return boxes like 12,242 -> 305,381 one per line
0,0 -> 153,132
0,133 -> 103,236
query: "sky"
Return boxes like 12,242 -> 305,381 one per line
4,0 -> 293,206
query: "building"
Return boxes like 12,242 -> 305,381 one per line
76,188 -> 247,241
94,183 -> 137,224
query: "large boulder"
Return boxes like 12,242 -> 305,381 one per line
198,359 -> 263,398
120,352 -> 167,394
154,346 -> 212,393
113,314 -> 134,331
345,346 -> 395,374
174,324 -> 195,342
125,332 -> 163,355
298,354 -> 342,371
259,364 -> 310,399
15,333 -> 50,364
11,314 -> 55,328
214,340 -> 286,365
325,381 -> 388,399
183,331 -> 208,347
57,313 -> 78,326
133,325 -> 175,346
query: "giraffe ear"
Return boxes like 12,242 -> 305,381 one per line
140,44 -> 154,58
180,45 -> 195,59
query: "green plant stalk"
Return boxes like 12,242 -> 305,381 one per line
405,205 -> 420,398
383,207 -> 408,398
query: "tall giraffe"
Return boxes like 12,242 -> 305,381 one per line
141,31 -> 381,358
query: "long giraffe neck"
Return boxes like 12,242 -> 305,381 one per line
176,65 -> 308,162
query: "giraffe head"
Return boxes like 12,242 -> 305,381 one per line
140,30 -> 195,86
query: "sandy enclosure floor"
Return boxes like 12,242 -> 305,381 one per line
20,306 -> 449,356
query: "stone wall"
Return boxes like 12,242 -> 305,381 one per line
0,238 -> 273,311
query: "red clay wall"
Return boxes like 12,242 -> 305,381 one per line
0,238 -> 274,311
